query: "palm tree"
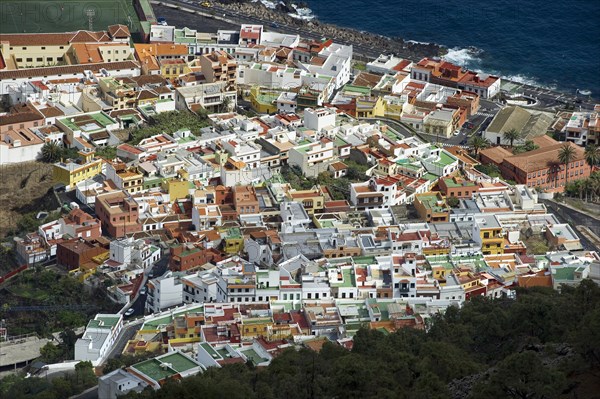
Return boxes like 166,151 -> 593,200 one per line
558,143 -> 577,188
503,128 -> 521,148
584,144 -> 600,169
468,136 -> 491,158
40,141 -> 62,163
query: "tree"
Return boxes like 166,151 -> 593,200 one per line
40,142 -> 62,163
584,144 -> 600,168
558,143 -> 577,187
503,128 -> 521,147
472,351 -> 566,399
468,136 -> 490,157
446,196 -> 460,208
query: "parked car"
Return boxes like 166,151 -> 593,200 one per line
140,287 -> 147,295
125,308 -> 135,316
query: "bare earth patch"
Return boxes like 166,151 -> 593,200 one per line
0,162 -> 55,238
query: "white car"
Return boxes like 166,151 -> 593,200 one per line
125,308 -> 135,316
140,287 -> 147,295
453,130 -> 460,136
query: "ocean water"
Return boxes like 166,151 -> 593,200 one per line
304,0 -> 600,95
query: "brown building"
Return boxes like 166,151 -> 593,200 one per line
233,185 -> 259,215
0,103 -> 45,133
413,192 -> 450,223
438,176 -> 480,199
57,238 -> 107,271
198,50 -> 237,87
170,245 -> 223,271
446,91 -> 480,117
480,139 -> 591,193
95,191 -> 141,238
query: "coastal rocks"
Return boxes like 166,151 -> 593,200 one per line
215,0 -> 444,60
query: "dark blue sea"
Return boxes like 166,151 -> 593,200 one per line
303,0 -> 600,96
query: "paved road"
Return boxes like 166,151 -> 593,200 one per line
71,386 -> 98,399
542,199 -> 600,251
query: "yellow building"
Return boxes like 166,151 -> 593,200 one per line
159,59 -> 191,80
249,86 -> 278,114
422,246 -> 450,257
161,178 -> 189,201
384,97 -> 405,120
241,317 -> 273,340
222,227 -> 244,254
288,189 -> 325,214
476,215 -> 504,255
356,96 -> 385,118
53,151 -> 103,189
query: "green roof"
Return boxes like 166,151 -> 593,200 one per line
553,267 -> 577,281
343,85 -> 371,95
241,348 -> 268,366
133,353 -> 199,382
417,194 -> 447,212
330,268 -> 356,288
442,177 -> 477,188
353,256 -> 376,265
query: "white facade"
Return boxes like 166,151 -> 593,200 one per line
303,107 -> 337,131
74,314 -> 123,366
146,272 -> 184,313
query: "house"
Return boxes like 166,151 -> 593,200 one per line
56,238 -> 107,271
198,50 -> 237,87
288,138 -> 335,177
52,149 -> 104,190
438,176 -> 479,199
0,128 -> 45,165
95,191 -> 141,238
146,272 -> 184,313
75,314 -> 123,366
127,351 -> 203,389
414,192 -> 450,223
175,82 -> 237,113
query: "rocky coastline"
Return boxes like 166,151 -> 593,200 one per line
215,0 -> 446,61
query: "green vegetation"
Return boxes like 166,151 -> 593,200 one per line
0,361 -> 97,399
353,62 -> 367,71
446,196 -> 460,208
564,171 -> 600,203
15,210 -> 61,236
129,111 -> 210,145
558,143 -> 577,187
1,269 -> 119,336
280,160 -> 369,201
474,163 -> 501,178
118,281 -> 600,399
512,139 -> 539,155
584,144 -> 600,168
39,143 -> 80,163
468,136 -> 491,157
502,128 -> 521,147
95,145 -> 118,160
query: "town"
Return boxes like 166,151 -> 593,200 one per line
0,1 -> 600,398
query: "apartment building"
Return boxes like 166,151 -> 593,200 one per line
95,191 -> 141,238
288,138 -> 335,177
198,50 -> 237,87
411,58 -> 501,99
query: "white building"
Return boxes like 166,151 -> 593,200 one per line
146,272 -> 184,313
303,107 -> 337,132
74,314 -> 123,366
288,138 -> 336,177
